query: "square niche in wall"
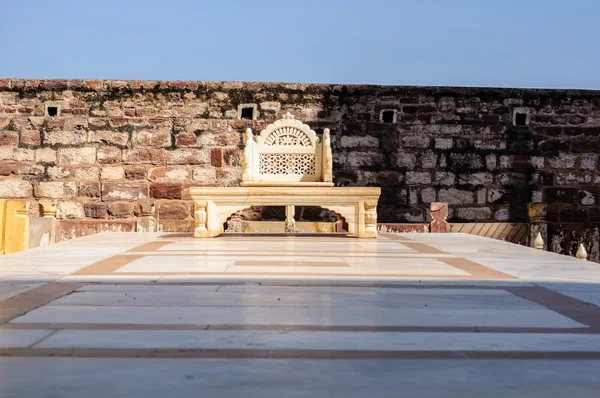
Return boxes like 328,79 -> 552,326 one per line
513,108 -> 530,126
45,103 -> 61,117
380,109 -> 397,124
238,104 -> 258,120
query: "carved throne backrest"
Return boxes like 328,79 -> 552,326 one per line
241,113 -> 333,186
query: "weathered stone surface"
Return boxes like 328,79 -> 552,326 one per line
158,201 -> 193,219
150,183 -> 182,199
0,148 -> 34,162
79,182 -> 100,198
108,202 -> 134,218
456,207 -> 492,220
57,147 -> 96,164
44,130 -> 86,146
0,180 -> 33,198
0,131 -> 19,146
438,188 -> 474,205
84,202 -> 108,219
458,172 -> 494,186
88,131 -> 129,147
35,181 -> 77,199
210,148 -> 222,167
21,130 -> 41,146
123,148 -> 165,164
36,148 -> 57,163
149,167 -> 190,182
132,129 -> 172,147
165,148 -> 210,165
125,168 -> 147,180
97,147 -> 122,164
57,219 -> 135,241
156,219 -> 194,232
101,182 -> 149,201
192,168 -> 217,184
56,201 -> 85,219
405,172 -> 431,185
73,167 -> 100,180
101,166 -> 124,180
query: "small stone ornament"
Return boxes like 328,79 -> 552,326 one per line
533,232 -> 544,250
576,244 -> 588,260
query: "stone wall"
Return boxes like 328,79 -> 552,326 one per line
0,79 -> 599,259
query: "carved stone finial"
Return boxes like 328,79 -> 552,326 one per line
576,243 -> 588,260
283,112 -> 295,120
533,232 -> 544,250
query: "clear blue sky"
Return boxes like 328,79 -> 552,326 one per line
2,0 -> 599,89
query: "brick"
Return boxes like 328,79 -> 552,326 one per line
580,154 -> 598,170
156,219 -> 194,232
488,188 -> 512,204
36,181 -> 77,199
401,136 -> 430,149
547,153 -> 577,169
347,152 -> 385,168
210,148 -> 222,167
150,183 -> 182,199
458,172 -> 493,186
73,167 -> 100,180
175,132 -> 197,147
0,131 -> 19,146
192,168 -> 217,184
56,201 -> 85,219
44,130 -> 86,146
79,182 -> 100,198
0,179 -> 33,198
47,166 -> 72,179
433,172 -> 455,186
449,153 -> 484,171
101,166 -> 125,180
84,202 -> 108,219
132,129 -> 172,148
579,190 -> 596,205
101,182 -> 149,201
108,202 -> 134,218
434,138 -> 453,150
148,166 -> 190,182
158,201 -> 194,220
21,130 -> 41,146
339,135 -> 379,148
58,147 -> 96,164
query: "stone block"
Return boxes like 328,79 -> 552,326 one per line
544,188 -> 577,204
192,168 -> 217,184
79,182 -> 100,198
123,148 -> 165,164
0,148 -> 35,162
494,208 -> 510,221
47,166 -> 72,179
340,135 -> 379,148
485,154 -> 497,171
158,201 -> 194,220
132,129 -> 172,148
44,130 -> 86,146
488,188 -> 511,204
73,167 -> 100,180
0,180 -> 33,198
449,153 -> 484,171
56,201 -> 85,219
458,172 -> 493,186
57,147 -> 96,164
108,202 -> 134,218
210,148 -> 222,167
149,166 -> 191,182
394,152 -> 417,169
84,202 -> 108,219
36,148 -> 57,163
101,182 -> 149,201
101,166 -> 125,180
150,183 -> 182,200
136,216 -> 156,232
429,202 -> 449,232
347,152 -> 385,168
438,188 -> 474,205
421,187 -> 436,203
434,138 -> 453,150
223,149 -> 242,166
57,219 -> 136,241
433,172 -> 455,186
97,147 -> 122,164
21,130 -> 41,146
401,136 -> 430,149
125,168 -> 147,180
579,190 -> 596,205
405,171 -> 432,185
175,133 -> 197,147
548,153 -> 577,169
156,219 -> 195,232
88,131 -> 130,147
419,151 -> 437,169
165,148 -> 210,165
0,131 -> 19,146
456,207 -> 492,220
580,154 -> 598,170
35,181 -> 77,199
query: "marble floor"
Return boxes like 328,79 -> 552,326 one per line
1,232 -> 600,397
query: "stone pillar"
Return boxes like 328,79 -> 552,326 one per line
136,199 -> 156,233
285,205 -> 297,233
528,203 -> 547,250
429,202 -> 449,233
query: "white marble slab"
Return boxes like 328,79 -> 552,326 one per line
0,283 -> 44,301
0,329 -> 55,348
31,330 -> 600,352
115,256 -> 234,273
12,302 -> 585,328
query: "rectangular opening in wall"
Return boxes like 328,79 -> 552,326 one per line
240,107 -> 254,120
381,110 -> 396,123
515,112 -> 528,126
